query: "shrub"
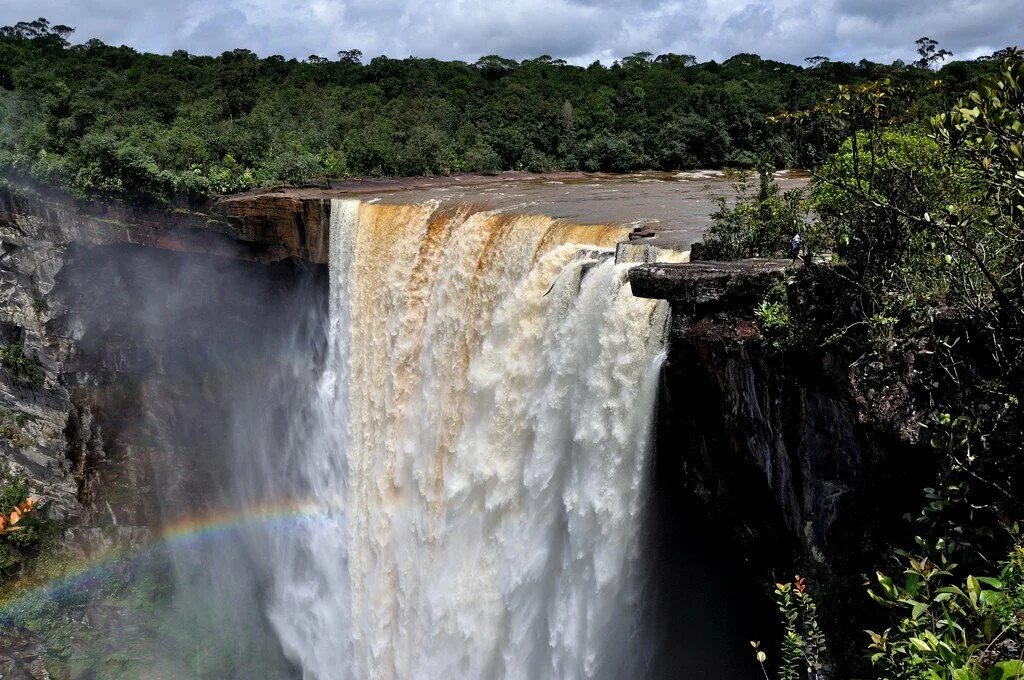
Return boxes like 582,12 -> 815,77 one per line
0,468 -> 46,574
0,407 -> 32,448
865,541 -> 1024,680
0,342 -> 44,387
699,167 -> 809,260
464,141 -> 502,175
578,133 -> 650,172
754,576 -> 829,680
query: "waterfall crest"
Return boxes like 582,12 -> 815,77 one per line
269,199 -> 670,679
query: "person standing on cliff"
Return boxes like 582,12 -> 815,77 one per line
790,233 -> 802,264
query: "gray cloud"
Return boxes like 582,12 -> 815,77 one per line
0,0 -> 1019,65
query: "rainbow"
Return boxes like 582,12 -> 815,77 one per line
0,496 -> 345,622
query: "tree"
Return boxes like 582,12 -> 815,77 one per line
337,49 -> 363,65
620,51 -> 653,69
915,37 -> 953,69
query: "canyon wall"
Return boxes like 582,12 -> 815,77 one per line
1,182 -> 923,563
0,185 -> 926,675
0,185 -> 328,523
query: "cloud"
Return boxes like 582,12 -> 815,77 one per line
0,0 -> 1019,65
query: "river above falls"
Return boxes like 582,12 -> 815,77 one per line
240,169 -> 809,248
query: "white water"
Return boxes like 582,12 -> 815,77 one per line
266,199 -> 670,679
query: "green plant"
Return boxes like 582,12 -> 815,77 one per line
0,467 -> 46,574
0,342 -> 44,387
755,576 -> 829,680
699,166 -> 810,260
866,540 -> 1024,680
756,299 -> 793,348
0,406 -> 33,448
754,280 -> 798,351
994,544 -> 1024,636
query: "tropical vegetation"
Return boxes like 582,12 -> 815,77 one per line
0,18 -> 1001,203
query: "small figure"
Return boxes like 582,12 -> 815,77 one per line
790,233 -> 803,264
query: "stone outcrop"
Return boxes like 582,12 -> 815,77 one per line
1,185 -> 330,265
630,259 -> 925,572
0,627 -> 51,680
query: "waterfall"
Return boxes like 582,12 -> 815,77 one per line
266,199 -> 670,679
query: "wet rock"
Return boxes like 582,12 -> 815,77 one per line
0,627 -> 51,680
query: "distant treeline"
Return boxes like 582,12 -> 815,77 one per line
0,18 -> 1005,202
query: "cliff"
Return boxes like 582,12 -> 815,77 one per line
1,185 -> 925,557
630,259 -> 926,565
0,185 -> 331,264
0,185 -> 328,521
629,258 -> 932,668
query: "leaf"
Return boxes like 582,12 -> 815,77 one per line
967,575 -> 981,608
989,661 -> 1024,679
910,637 -> 933,652
756,651 -> 767,663
878,572 -> 898,598
911,601 -> 928,620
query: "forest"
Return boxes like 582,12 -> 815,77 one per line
0,17 -> 1002,203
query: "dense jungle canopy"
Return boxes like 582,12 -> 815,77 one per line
0,17 -> 1004,202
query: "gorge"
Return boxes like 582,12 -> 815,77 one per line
0,179 -> 915,679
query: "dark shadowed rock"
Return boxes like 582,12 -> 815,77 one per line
633,258 -> 927,643
629,259 -> 791,311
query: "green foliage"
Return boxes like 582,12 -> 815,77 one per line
0,342 -> 44,387
0,467 -> 46,574
784,54 -> 1024,527
756,577 -> 829,680
865,540 -> 1024,680
0,18 -> 999,202
747,46 -> 1024,680
0,406 -> 33,448
995,544 -> 1024,636
755,280 -> 796,350
700,167 -> 809,259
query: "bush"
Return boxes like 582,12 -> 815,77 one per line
995,545 -> 1024,637
865,541 -> 1024,680
263,149 -> 323,186
464,141 -> 502,175
578,133 -> 650,172
754,576 -> 829,680
0,468 -> 46,574
0,342 -> 44,387
699,168 -> 809,260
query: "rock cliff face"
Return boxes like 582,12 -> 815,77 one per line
0,185 -> 326,520
629,259 -> 926,591
1,185 -> 330,264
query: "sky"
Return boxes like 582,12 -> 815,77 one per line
0,0 -> 1020,66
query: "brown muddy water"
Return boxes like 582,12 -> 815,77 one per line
244,170 -> 809,248
364,170 -> 809,247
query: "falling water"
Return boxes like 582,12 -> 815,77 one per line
262,199 -> 670,679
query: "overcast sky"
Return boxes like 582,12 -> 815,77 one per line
1,0 -> 1020,66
